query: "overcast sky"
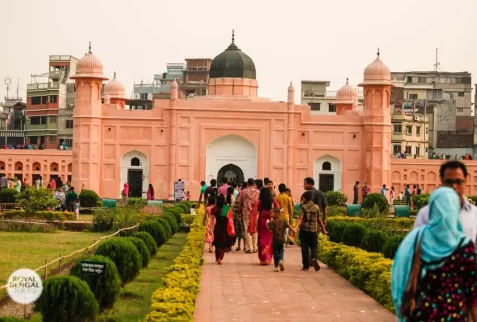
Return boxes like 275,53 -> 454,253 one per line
0,0 -> 476,102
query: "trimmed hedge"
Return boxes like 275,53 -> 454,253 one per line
163,207 -> 182,225
382,235 -> 406,259
95,238 -> 142,284
34,275 -> 99,322
341,223 -> 367,247
319,236 -> 393,311
325,191 -> 347,206
146,208 -> 206,321
70,255 -> 122,310
133,231 -> 158,256
125,236 -> 151,268
362,193 -> 389,214
327,216 -> 414,233
79,189 -> 100,207
162,214 -> 178,235
0,188 -> 19,203
155,217 -> 172,240
360,229 -> 389,253
2,210 -> 75,221
139,221 -> 167,247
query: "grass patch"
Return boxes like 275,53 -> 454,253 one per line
98,232 -> 188,322
0,230 -> 108,300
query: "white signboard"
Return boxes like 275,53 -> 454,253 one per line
174,181 -> 185,201
7,269 -> 43,304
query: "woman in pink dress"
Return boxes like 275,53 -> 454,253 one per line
257,188 -> 278,265
147,184 -> 155,200
203,191 -> 217,253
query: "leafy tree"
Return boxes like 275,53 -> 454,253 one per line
19,187 -> 59,220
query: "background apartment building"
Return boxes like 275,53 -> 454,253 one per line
391,71 -> 473,159
26,55 -> 78,149
0,77 -> 25,146
301,80 -> 364,115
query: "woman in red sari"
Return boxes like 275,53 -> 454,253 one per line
257,187 -> 278,265
212,194 -> 229,265
203,193 -> 217,253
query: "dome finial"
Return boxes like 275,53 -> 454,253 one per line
113,71 -> 116,79
346,77 -> 349,84
232,29 -> 235,44
377,48 -> 380,58
88,41 -> 92,53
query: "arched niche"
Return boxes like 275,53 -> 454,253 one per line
0,161 -> 5,171
120,150 -> 149,199
50,162 -> 59,172
313,154 -> 342,192
15,161 -> 23,171
205,134 -> 257,182
67,163 -> 73,172
32,162 -> 41,172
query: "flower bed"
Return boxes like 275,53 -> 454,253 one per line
146,208 -> 205,322
318,235 -> 394,311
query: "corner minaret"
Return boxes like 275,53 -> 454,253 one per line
70,43 -> 108,193
358,49 -> 392,194
103,72 -> 127,109
335,78 -> 357,115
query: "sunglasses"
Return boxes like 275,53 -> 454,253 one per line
443,179 -> 465,186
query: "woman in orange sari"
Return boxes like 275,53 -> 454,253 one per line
203,192 -> 217,253
257,187 -> 278,265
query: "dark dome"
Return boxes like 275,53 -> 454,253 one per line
209,34 -> 256,80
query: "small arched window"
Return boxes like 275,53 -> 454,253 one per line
131,157 -> 140,167
322,161 -> 331,171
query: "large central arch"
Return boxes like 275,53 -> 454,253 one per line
120,150 -> 149,198
206,135 -> 257,183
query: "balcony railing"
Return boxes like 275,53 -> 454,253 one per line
27,83 -> 60,90
0,130 -> 24,138
50,55 -> 72,61
49,71 -> 60,79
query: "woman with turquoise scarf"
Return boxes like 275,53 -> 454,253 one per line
392,187 -> 477,321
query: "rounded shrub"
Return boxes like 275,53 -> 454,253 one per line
133,231 -> 158,256
362,193 -> 389,214
95,238 -> 141,284
34,275 -> 99,322
125,236 -> 151,268
413,194 -> 430,210
360,229 -> 389,253
325,191 -> 347,206
138,221 -> 167,247
70,255 -> 121,310
155,217 -> 172,240
382,234 -> 406,259
328,221 -> 346,243
176,202 -> 189,214
341,223 -> 367,247
79,189 -> 100,207
165,207 -> 182,225
0,188 -> 19,203
162,213 -> 178,235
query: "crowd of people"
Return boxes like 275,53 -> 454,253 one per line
199,176 -> 328,272
392,161 -> 477,321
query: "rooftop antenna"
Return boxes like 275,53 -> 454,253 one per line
232,29 -> 235,44
434,48 -> 441,72
16,78 -> 20,100
4,76 -> 11,100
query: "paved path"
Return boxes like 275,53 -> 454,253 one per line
194,245 -> 395,322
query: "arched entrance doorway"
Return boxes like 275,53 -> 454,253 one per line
206,135 -> 257,183
313,155 -> 342,192
121,150 -> 149,198
217,164 -> 245,186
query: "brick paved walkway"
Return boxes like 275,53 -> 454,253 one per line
194,245 -> 395,322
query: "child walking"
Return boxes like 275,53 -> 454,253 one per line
268,207 -> 294,272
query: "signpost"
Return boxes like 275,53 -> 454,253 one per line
80,261 -> 107,276
174,180 -> 185,203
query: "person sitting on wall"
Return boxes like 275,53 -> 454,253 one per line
414,160 -> 477,244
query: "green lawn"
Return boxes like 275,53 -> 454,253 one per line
0,231 -> 108,295
98,232 -> 188,322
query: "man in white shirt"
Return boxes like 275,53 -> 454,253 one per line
414,161 -> 477,243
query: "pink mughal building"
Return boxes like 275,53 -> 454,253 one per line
3,34 -> 477,200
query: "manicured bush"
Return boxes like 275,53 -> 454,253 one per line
34,275 -> 99,322
92,208 -> 115,232
79,189 -> 100,207
138,221 -> 167,247
176,202 -> 189,214
362,193 -> 389,214
133,231 -> 158,256
125,236 -> 151,268
19,187 -> 59,220
360,229 -> 389,253
2,210 -> 75,221
319,236 -> 393,311
70,255 -> 121,310
412,194 -> 430,210
327,216 -> 414,234
382,234 -> 406,259
127,197 -> 148,209
0,188 -> 19,203
327,221 -> 345,243
325,191 -> 347,206
95,238 -> 142,284
154,217 -> 172,240
327,205 -> 346,217
341,223 -> 367,247
180,214 -> 194,226
162,213 -> 178,235
146,208 -> 206,321
164,207 -> 182,225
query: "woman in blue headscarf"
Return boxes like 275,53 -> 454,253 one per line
392,187 -> 477,321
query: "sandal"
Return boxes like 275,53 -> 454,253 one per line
235,247 -> 241,251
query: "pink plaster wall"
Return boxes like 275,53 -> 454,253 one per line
0,150 -> 73,185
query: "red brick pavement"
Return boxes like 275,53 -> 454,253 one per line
194,245 -> 395,322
